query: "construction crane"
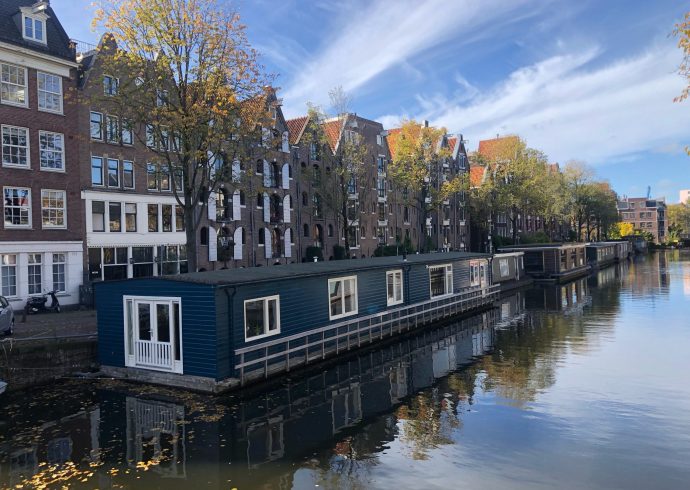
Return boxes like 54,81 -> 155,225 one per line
646,186 -> 651,199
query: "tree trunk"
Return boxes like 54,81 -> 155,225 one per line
185,205 -> 199,273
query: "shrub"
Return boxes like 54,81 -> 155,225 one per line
305,246 -> 323,262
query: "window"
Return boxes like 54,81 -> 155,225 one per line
2,125 -> 29,167
377,178 -> 386,198
90,112 -> 103,140
106,116 -> 119,143
122,120 -> 133,145
37,72 -> 62,112
0,254 -> 17,297
41,190 -> 66,228
107,159 -> 120,187
123,161 -> 134,188
132,247 -> 154,278
23,15 -> 45,43
52,253 -> 66,292
244,296 -> 280,341
429,264 -> 453,297
160,165 -> 171,191
109,202 -> 122,232
147,163 -> 158,190
175,206 -> 185,231
499,258 -> 510,278
125,203 -> 137,232
470,261 -> 481,286
328,276 -> 358,320
1,63 -> 27,106
3,187 -> 31,227
91,156 -> 104,185
148,204 -> 158,232
39,131 -> 64,171
386,270 -> 404,306
103,247 -> 128,280
157,89 -> 168,107
162,205 -> 172,232
377,157 -> 386,174
103,75 -> 118,96
146,125 -> 155,148
157,245 -> 188,275
92,201 -> 105,232
27,253 -> 41,295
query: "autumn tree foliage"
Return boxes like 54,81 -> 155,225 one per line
388,120 -> 465,252
93,0 -> 271,271
674,11 -> 690,155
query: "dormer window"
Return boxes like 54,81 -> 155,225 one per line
23,15 -> 45,43
103,75 -> 118,96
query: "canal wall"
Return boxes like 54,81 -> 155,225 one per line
0,337 -> 98,391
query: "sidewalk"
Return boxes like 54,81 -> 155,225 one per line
7,309 -> 97,341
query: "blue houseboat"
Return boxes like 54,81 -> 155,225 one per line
491,252 -> 532,292
95,252 -> 497,392
498,243 -> 590,283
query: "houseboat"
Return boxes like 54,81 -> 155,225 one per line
95,252 -> 498,392
586,242 -> 617,269
613,240 -> 632,262
491,252 -> 533,292
497,243 -> 590,283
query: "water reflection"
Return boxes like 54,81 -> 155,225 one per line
2,254 -> 690,489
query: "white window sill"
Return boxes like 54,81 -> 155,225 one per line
38,108 -> 64,116
245,330 -> 280,343
40,167 -> 65,173
0,100 -> 29,109
42,225 -> 67,230
329,309 -> 358,321
4,225 -> 32,230
387,299 -> 403,307
2,164 -> 31,170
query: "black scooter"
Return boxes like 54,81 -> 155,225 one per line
25,290 -> 61,315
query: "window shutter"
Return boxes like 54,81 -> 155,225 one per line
282,163 -> 290,189
263,160 -> 270,187
282,131 -> 289,153
263,193 -> 270,222
232,159 -> 241,182
208,226 -> 217,262
232,190 -> 241,220
284,228 -> 292,258
264,228 -> 272,258
283,195 -> 291,223
233,227 -> 243,260
207,193 -> 216,221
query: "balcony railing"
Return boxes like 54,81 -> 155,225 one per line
135,340 -> 173,371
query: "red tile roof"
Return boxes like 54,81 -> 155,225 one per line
286,116 -> 309,145
469,166 -> 487,188
447,136 -> 458,155
322,118 -> 344,153
477,135 -> 520,161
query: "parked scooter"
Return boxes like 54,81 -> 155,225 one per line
24,290 -> 61,315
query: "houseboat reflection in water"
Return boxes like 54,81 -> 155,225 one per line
1,294 -> 526,489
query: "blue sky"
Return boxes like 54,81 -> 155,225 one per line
61,0 -> 689,202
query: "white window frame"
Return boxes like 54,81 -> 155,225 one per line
429,264 -> 453,298
244,295 -> 281,342
52,253 -> 66,292
3,186 -> 32,228
123,160 -> 135,189
328,275 -> 358,320
0,63 -> 28,107
37,72 -> 63,114
1,125 -> 30,168
386,269 -> 404,306
106,115 -> 119,144
22,14 -> 46,44
107,158 -> 120,187
90,111 -> 103,140
469,261 -> 481,287
27,253 -> 42,295
499,258 -> 510,278
38,131 -> 65,172
123,295 -> 183,374
122,119 -> 133,145
41,189 -> 67,229
103,75 -> 119,96
0,254 -> 17,297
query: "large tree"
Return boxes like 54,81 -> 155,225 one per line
388,120 -> 463,252
94,0 -> 270,272
674,11 -> 690,155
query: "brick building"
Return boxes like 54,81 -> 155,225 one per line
0,0 -> 84,307
616,197 -> 668,244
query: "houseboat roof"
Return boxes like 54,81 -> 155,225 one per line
499,243 -> 586,251
161,252 -> 491,287
585,241 -> 625,247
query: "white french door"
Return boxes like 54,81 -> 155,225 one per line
125,296 -> 183,373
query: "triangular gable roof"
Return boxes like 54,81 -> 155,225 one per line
477,135 -> 520,161
448,136 -> 458,156
285,116 -> 309,145
322,117 -> 345,153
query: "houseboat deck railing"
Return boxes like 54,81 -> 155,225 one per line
135,340 -> 173,370
234,284 -> 500,384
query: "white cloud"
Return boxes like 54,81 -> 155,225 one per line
280,0 -> 543,117
403,42 -> 690,165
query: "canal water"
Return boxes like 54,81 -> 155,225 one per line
1,252 -> 690,489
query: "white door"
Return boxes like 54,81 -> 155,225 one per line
131,299 -> 182,373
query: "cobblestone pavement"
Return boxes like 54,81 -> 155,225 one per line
2,309 -> 97,340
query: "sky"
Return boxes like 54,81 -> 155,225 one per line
60,0 -> 690,202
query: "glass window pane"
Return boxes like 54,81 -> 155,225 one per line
138,303 -> 151,341
329,281 -> 342,317
343,279 -> 355,313
156,304 -> 170,342
267,299 -> 278,331
174,302 -> 181,360
245,300 -> 264,339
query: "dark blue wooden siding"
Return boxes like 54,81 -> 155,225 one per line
95,279 -> 219,379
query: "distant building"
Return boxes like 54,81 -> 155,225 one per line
680,189 -> 690,205
616,197 -> 667,244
